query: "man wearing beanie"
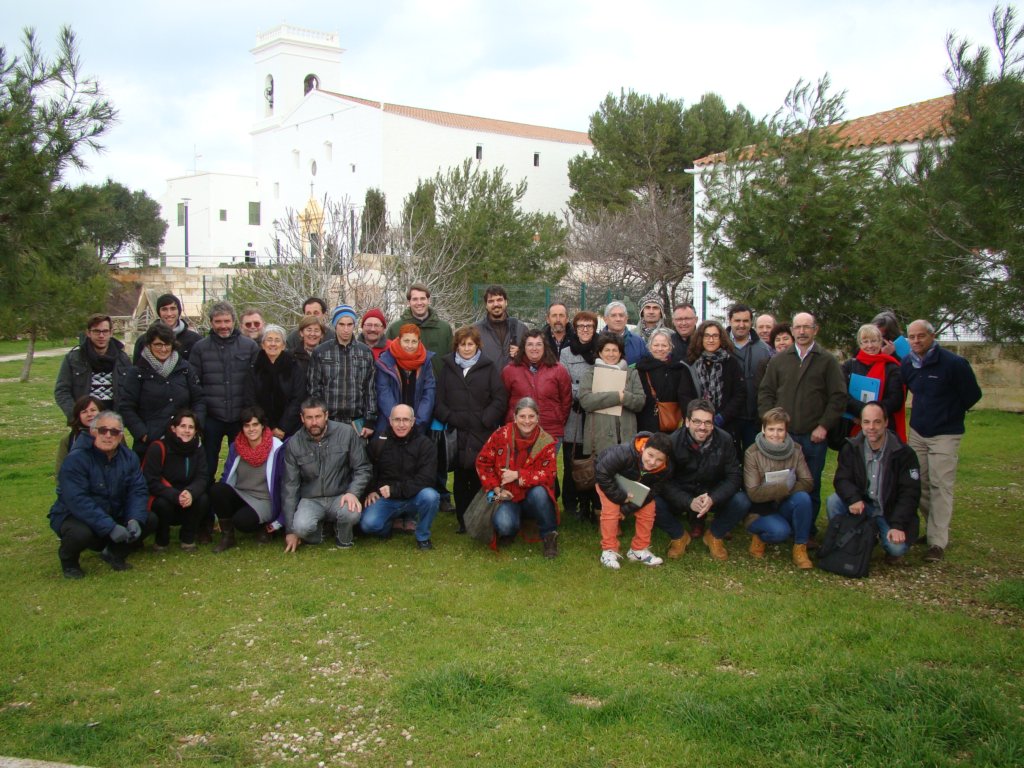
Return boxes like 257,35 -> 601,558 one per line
638,290 -> 666,343
358,308 -> 388,361
132,293 -> 201,363
307,304 -> 377,437
386,284 -> 453,359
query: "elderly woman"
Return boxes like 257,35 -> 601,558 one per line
687,320 -> 745,438
375,323 -> 436,435
476,397 -> 560,557
292,314 -> 327,375
502,329 -> 571,441
56,395 -> 103,476
143,408 -> 209,552
560,310 -> 599,522
121,322 -> 206,457
244,324 -> 306,440
742,407 -> 815,568
209,405 -> 286,552
842,323 -> 906,441
434,325 -> 508,533
636,328 -> 685,434
579,332 -> 646,456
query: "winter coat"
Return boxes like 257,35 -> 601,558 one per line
386,307 -> 454,357
841,356 -> 906,435
691,352 -> 746,431
474,316 -> 528,369
901,344 -> 982,437
635,355 -> 684,434
132,325 -> 201,363
559,347 -> 594,444
189,330 -> 258,422
374,348 -> 436,434
742,440 -> 814,504
833,431 -> 921,536
244,349 -> 307,437
659,425 -> 743,512
757,343 -> 846,434
620,329 -> 649,366
366,426 -> 437,500
730,337 -> 772,421
54,337 -> 132,420
142,433 -> 209,505
121,354 -> 206,454
434,353 -> 508,470
595,432 -> 674,507
501,362 -> 572,440
49,434 -> 149,536
220,437 -> 286,525
579,361 -> 646,456
475,423 -> 558,505
306,339 -> 377,425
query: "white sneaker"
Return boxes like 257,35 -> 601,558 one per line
600,549 -> 622,570
627,548 -> 663,566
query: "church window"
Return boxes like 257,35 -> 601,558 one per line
475,144 -> 483,161
304,74 -> 319,95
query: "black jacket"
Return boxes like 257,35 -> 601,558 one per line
595,432 -> 673,507
635,355 -> 683,434
132,325 -> 202,363
244,350 -> 307,437
832,431 -> 921,535
189,330 -> 258,422
690,353 -> 746,430
142,433 -> 209,503
659,425 -> 743,511
433,353 -> 508,470
121,354 -> 206,454
367,426 -> 437,500
54,337 -> 132,419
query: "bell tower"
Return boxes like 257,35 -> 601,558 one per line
251,25 -> 344,121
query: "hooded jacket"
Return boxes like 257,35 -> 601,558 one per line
121,354 -> 206,453
434,353 -> 508,470
595,432 -> 674,507
374,348 -> 436,434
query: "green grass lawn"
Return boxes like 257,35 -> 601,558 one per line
1,357 -> 1021,767
0,337 -> 74,357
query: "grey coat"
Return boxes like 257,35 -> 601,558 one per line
559,348 -> 593,444
578,362 -> 646,456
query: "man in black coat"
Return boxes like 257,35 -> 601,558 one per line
359,405 -> 440,549
826,401 -> 921,565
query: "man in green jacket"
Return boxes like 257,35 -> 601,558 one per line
386,283 -> 454,357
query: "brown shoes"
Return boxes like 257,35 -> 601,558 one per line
666,532 -> 691,559
543,531 -> 559,559
792,544 -> 813,569
749,534 -> 766,559
703,530 -> 728,561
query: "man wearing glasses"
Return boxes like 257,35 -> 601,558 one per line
49,411 -> 156,578
55,313 -> 132,419
238,308 -> 265,341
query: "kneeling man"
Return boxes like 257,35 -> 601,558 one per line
49,411 -> 156,577
360,405 -> 440,550
283,398 -> 372,552
826,401 -> 921,564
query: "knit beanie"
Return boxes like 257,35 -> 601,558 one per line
361,308 -> 387,327
331,304 -> 358,326
639,289 -> 664,314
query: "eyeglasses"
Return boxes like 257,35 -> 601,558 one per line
688,419 -> 713,428
576,324 -> 595,330
95,426 -> 123,437
88,328 -> 112,335
150,342 -> 172,349
390,417 -> 414,424
703,333 -> 721,340
243,321 -> 263,328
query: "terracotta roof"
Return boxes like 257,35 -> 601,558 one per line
320,90 -> 592,146
694,94 -> 953,167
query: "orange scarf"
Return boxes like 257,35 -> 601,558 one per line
387,338 -> 427,371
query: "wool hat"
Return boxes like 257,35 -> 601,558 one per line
361,308 -> 387,327
331,304 -> 358,326
639,290 -> 664,314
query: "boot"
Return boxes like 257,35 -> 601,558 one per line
213,521 -> 236,553
703,530 -> 728,561
749,534 -> 766,559
666,532 -> 691,559
196,516 -> 214,545
792,544 -> 813,569
543,531 -> 559,559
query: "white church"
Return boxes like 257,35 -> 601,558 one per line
158,25 -> 592,266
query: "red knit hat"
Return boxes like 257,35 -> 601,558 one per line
361,308 -> 386,327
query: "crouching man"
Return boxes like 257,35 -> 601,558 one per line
49,411 -> 156,578
826,401 -> 921,565
282,398 -> 372,552
360,405 -> 440,550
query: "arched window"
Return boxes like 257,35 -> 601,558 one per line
303,74 -> 319,95
264,75 -> 274,115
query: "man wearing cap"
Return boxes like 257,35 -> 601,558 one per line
637,290 -> 666,343
358,308 -> 389,360
132,293 -> 201,362
386,284 -> 453,359
307,304 -> 377,437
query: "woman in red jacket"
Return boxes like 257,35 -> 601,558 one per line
501,330 -> 571,441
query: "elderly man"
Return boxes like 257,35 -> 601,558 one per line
307,304 -> 377,436
387,283 -> 454,357
49,411 -> 156,578
238,308 -> 265,341
55,313 -> 132,420
282,398 -> 373,552
474,284 -> 527,369
826,401 -> 921,565
132,293 -> 201,363
670,303 -> 698,363
603,301 -> 647,365
755,314 -> 776,347
758,312 -> 846,532
360,405 -> 441,550
902,319 -> 982,562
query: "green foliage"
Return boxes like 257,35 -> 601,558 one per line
359,187 -> 388,254
69,179 -> 167,266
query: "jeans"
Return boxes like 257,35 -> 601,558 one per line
292,496 -> 361,545
791,433 -> 828,528
746,491 -> 813,544
826,494 -> 910,557
493,486 -> 557,538
654,491 -> 750,540
361,488 -> 441,543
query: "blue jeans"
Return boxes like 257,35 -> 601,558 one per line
653,491 -> 750,540
747,491 -> 813,544
791,433 -> 828,528
826,494 -> 910,557
361,488 -> 441,543
493,486 -> 557,538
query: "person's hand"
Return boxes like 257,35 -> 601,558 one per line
848,501 -> 865,515
496,489 -> 514,501
620,501 -> 640,516
508,345 -> 519,359
359,427 -> 374,439
340,493 -> 362,513
109,524 -> 129,543
272,428 -> 286,440
810,425 -> 828,443
500,468 -> 519,486
618,390 -> 625,404
178,490 -> 193,508
284,533 -> 301,553
126,519 -> 142,542
379,485 -> 391,499
887,528 -> 906,544
880,339 -> 896,356
690,493 -> 713,517
364,491 -> 381,506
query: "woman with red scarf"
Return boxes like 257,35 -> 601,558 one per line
475,397 -> 560,557
209,405 -> 285,552
842,324 -> 907,440
374,324 -> 436,435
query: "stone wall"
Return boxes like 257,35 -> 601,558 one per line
944,343 -> 1024,413
112,267 -> 239,321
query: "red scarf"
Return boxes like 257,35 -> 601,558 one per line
235,427 -> 273,466
512,426 -> 539,464
387,337 -> 427,371
851,350 -> 907,441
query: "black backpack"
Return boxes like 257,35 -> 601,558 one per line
816,513 -> 877,578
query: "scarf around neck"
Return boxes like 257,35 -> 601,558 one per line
568,335 -> 597,365
755,431 -> 795,461
388,338 -> 427,371
698,349 -> 729,407
455,350 -> 481,370
141,348 -> 179,378
235,427 -> 273,467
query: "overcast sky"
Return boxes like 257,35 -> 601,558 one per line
2,0 -> 1002,201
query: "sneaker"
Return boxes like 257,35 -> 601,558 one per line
180,542 -> 197,552
416,539 -> 434,551
335,539 -> 354,549
627,548 -> 663,567
703,530 -> 728,562
600,550 -> 622,570
749,534 -> 766,559
666,532 -> 691,559
61,564 -> 85,580
99,548 -> 132,571
924,545 -> 944,562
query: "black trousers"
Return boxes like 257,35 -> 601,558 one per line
58,512 -> 158,566
151,494 -> 209,545
208,482 -> 263,532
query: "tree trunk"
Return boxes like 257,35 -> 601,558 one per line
18,329 -> 36,383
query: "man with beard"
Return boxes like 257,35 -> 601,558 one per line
358,308 -> 389,360
542,302 -> 575,358
474,285 -> 527,369
56,313 -> 132,420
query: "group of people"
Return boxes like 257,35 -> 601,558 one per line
49,285 -> 982,578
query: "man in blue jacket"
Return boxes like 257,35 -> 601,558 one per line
49,411 -> 155,578
902,320 -> 982,562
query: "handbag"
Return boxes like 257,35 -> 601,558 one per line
431,419 -> 458,475
571,413 -> 597,491
464,488 -> 500,543
816,512 -> 877,578
646,372 -> 682,432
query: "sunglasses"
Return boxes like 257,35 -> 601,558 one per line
96,426 -> 123,437
243,321 -> 262,328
